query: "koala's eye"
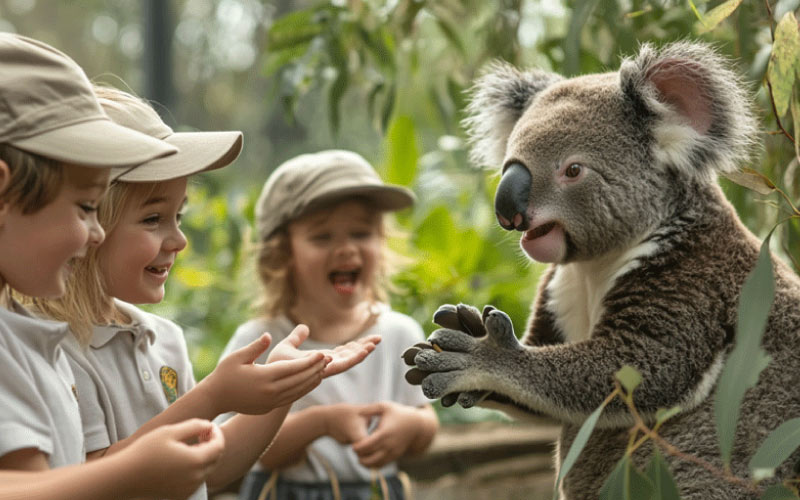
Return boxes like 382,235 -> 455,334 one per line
565,163 -> 582,178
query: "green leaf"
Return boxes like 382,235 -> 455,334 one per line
563,0 -> 601,76
645,450 -> 682,500
267,8 -> 326,51
384,115 -> 418,186
749,418 -> 800,480
552,397 -> 612,499
761,484 -> 800,500
615,365 -> 642,393
723,168 -> 777,196
655,406 -> 682,426
599,456 -> 654,500
715,235 -> 776,466
695,0 -> 744,34
767,12 -> 800,117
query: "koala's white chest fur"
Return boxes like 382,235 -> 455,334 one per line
546,240 -> 661,343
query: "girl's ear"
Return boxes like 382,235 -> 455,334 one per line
0,160 -> 11,220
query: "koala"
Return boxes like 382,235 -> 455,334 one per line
404,42 -> 800,499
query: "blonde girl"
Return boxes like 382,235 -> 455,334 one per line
223,150 -> 439,500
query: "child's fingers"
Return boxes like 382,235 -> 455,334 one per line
191,424 -> 226,467
357,402 -> 384,419
358,448 -> 390,468
168,418 -> 216,443
282,324 -> 310,348
268,361 -> 326,405
230,333 -> 272,365
259,351 -> 325,379
323,346 -> 370,377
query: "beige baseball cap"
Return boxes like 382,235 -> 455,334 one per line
255,149 -> 415,239
0,33 -> 177,167
98,87 -> 243,182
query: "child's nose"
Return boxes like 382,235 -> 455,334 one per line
87,214 -> 105,248
166,228 -> 188,253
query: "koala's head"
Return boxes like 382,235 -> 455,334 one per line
463,42 -> 757,263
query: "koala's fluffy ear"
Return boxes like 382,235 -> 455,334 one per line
463,62 -> 563,168
619,42 -> 758,176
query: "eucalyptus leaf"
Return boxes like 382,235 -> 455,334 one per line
385,115 -> 418,187
715,235 -> 776,466
749,418 -> 800,480
767,12 -> 800,117
695,0 -> 744,34
645,450 -> 682,500
553,397 -> 612,499
760,484 -> 800,500
615,365 -> 642,394
723,169 -> 777,196
655,406 -> 682,426
599,455 -> 654,500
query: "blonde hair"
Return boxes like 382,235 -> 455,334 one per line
0,144 -> 64,214
252,197 -> 398,319
29,181 -> 156,344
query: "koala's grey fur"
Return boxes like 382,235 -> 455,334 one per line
411,42 -> 800,499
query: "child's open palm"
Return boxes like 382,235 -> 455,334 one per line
268,324 -> 381,377
200,330 -> 329,415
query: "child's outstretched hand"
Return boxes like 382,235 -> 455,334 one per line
199,330 -> 330,415
124,419 -> 225,500
268,324 -> 381,377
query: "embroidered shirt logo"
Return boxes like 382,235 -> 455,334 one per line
159,366 -> 178,404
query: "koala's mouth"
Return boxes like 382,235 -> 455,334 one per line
523,221 -> 557,240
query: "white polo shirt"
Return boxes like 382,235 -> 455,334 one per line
61,299 -> 204,499
61,299 -> 195,450
0,301 -> 84,468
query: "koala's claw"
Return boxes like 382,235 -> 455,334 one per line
402,342 -> 434,366
458,390 -> 491,408
433,303 -> 487,337
441,393 -> 459,407
404,367 -> 430,385
485,309 -> 522,350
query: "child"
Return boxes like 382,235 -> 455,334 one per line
29,87 -> 381,500
0,32 -> 225,499
223,150 -> 439,500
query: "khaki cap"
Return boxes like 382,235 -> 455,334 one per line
98,88 -> 243,182
256,149 -> 415,239
0,33 -> 177,167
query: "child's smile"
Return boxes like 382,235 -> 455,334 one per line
289,200 -> 381,310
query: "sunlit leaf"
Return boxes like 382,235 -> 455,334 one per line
760,484 -> 800,500
563,0 -> 602,76
749,418 -> 800,480
553,396 -> 612,499
695,0 -> 744,34
385,115 -> 418,186
767,12 -> 800,117
645,450 -> 682,500
599,455 -> 654,500
723,168 -> 777,196
715,234 -> 775,466
615,365 -> 642,393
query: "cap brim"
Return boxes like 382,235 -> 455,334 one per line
111,130 -> 243,182
10,118 -> 178,167
307,185 -> 416,213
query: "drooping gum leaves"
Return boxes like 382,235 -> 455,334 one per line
645,450 -> 682,500
715,234 -> 775,466
599,456 -> 654,500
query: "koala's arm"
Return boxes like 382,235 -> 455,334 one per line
521,266 -> 565,347
410,261 -> 735,426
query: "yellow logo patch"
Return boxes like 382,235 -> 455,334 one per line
160,366 -> 178,404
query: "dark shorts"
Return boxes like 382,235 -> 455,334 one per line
238,470 -> 407,500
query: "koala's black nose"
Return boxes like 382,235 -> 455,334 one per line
495,162 -> 532,231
